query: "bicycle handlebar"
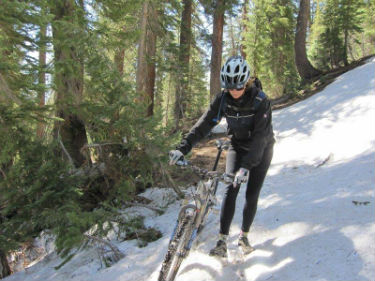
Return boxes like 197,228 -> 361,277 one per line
175,159 -> 234,184
172,138 -> 232,181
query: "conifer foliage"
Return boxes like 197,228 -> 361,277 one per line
0,0 -> 373,277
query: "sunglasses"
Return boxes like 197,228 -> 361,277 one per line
228,87 -> 245,91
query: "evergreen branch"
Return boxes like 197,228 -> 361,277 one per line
0,73 -> 22,105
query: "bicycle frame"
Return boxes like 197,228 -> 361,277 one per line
159,139 -> 230,281
171,139 -> 229,245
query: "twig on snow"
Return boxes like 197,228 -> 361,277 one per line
316,153 -> 333,168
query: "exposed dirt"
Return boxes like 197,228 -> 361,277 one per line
189,138 -> 229,173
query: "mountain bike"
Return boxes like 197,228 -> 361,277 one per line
158,139 -> 231,281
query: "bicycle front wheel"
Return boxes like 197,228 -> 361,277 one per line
158,214 -> 195,281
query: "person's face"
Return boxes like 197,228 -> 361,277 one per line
228,87 -> 245,99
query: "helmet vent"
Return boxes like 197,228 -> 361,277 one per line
234,65 -> 240,73
227,65 -> 231,72
233,75 -> 238,84
243,66 -> 247,73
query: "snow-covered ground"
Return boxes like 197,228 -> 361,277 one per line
5,58 -> 375,281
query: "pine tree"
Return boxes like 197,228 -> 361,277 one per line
136,0 -> 161,117
210,0 -> 226,99
50,0 -> 89,167
295,0 -> 322,80
362,0 -> 375,56
244,0 -> 298,97
1,0 -> 175,270
314,0 -> 363,68
339,0 -> 364,65
308,0 -> 328,69
174,0 -> 193,129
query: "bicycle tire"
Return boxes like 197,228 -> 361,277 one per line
158,214 -> 194,281
166,216 -> 194,281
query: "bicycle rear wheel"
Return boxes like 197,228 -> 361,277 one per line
158,214 -> 194,281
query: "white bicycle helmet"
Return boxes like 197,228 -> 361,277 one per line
220,55 -> 250,89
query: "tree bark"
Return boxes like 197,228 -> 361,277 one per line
0,249 -> 11,279
240,0 -> 249,59
295,0 -> 321,80
135,1 -> 159,116
210,0 -> 225,100
145,4 -> 158,117
136,2 -> 148,96
37,23 -> 47,138
51,0 -> 88,167
174,0 -> 192,129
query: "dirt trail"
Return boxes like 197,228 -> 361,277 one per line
189,138 -> 228,173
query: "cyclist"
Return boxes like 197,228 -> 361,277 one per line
169,55 -> 275,257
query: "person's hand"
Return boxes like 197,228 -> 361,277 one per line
169,150 -> 184,165
233,168 -> 249,188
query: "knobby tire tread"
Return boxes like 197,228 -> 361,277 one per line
158,215 -> 191,281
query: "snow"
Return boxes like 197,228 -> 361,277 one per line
5,58 -> 375,281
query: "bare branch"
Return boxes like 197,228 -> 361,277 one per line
57,130 -> 75,168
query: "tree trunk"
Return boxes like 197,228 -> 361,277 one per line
135,1 -> 159,116
240,0 -> 249,59
210,0 -> 225,100
343,29 -> 349,66
0,249 -> 11,279
37,23 -> 47,138
145,4 -> 158,117
136,2 -> 148,96
295,0 -> 321,80
174,0 -> 192,129
51,0 -> 88,167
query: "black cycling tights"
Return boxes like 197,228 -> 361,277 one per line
220,143 -> 274,235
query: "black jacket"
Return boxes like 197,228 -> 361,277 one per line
177,86 -> 275,170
